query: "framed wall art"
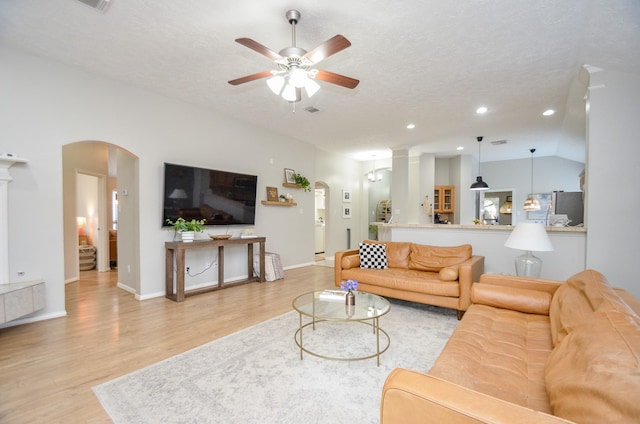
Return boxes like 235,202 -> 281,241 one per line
342,190 -> 352,202
342,205 -> 352,218
266,186 -> 279,202
284,168 -> 296,184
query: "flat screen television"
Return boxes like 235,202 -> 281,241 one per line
162,163 -> 257,226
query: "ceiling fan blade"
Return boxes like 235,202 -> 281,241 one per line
235,38 -> 283,61
303,35 -> 351,64
228,71 -> 272,86
314,70 -> 359,89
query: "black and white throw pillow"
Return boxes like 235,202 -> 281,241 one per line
359,243 -> 388,269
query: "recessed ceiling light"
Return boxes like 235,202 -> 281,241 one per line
543,109 -> 555,116
476,106 -> 488,114
406,123 -> 415,129
456,146 -> 464,151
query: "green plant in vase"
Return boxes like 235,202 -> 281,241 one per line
166,217 -> 207,232
292,173 -> 311,192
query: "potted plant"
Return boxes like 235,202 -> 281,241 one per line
166,217 -> 206,242
292,172 -> 311,192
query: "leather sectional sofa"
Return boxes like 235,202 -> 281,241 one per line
334,240 -> 484,319
381,269 -> 640,423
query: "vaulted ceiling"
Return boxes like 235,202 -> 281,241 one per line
1,0 -> 639,163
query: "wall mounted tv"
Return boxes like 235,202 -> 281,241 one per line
162,163 -> 258,226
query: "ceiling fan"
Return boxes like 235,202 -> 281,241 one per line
228,10 -> 359,103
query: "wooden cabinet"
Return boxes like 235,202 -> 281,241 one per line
434,186 -> 455,213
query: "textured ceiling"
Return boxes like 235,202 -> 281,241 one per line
1,0 -> 639,163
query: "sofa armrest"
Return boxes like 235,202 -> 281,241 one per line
381,369 -> 574,424
334,249 -> 360,286
457,255 -> 484,311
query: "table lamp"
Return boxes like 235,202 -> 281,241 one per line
504,223 -> 553,277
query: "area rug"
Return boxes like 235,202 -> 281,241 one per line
93,299 -> 458,424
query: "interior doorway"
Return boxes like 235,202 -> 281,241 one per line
314,182 -> 328,261
62,142 -> 139,297
480,190 -> 514,225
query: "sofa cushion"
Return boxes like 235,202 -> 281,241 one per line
545,310 -> 640,423
429,304 -> 554,413
549,269 -> 636,346
363,240 -> 411,269
438,265 -> 459,281
408,244 -> 471,272
341,268 -> 459,297
359,243 -> 388,269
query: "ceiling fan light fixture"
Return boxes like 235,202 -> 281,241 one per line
281,84 -> 297,102
304,78 -> 320,97
267,75 -> 285,95
288,67 -> 308,88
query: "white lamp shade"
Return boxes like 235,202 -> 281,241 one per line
304,78 -> 320,97
267,76 -> 285,95
281,84 -> 297,101
504,223 -> 553,252
168,188 -> 188,199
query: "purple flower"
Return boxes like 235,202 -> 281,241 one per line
340,279 -> 359,292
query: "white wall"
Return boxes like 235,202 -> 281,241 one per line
585,68 -> 640,298
1,45 -> 356,321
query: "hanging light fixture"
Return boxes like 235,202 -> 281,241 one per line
367,156 -> 382,182
499,195 -> 513,214
470,136 -> 489,190
523,148 -> 541,211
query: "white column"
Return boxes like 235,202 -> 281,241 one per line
0,156 -> 29,284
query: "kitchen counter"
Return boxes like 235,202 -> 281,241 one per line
372,223 -> 586,233
372,223 -> 586,281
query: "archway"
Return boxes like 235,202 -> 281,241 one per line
62,141 -> 139,296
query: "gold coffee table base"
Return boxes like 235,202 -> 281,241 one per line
292,291 -> 391,366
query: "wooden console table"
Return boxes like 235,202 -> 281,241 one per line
165,237 -> 266,302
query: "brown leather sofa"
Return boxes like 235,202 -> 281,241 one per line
335,241 -> 484,319
380,269 -> 640,423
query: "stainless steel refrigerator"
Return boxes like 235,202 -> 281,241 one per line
551,191 -> 584,226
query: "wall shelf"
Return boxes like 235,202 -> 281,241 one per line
282,182 -> 302,189
261,200 -> 297,207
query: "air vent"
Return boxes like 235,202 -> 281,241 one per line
490,140 -> 507,146
75,0 -> 112,13
304,106 -> 321,113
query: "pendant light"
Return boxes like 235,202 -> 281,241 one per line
499,195 -> 513,214
523,148 -> 541,211
367,155 -> 382,182
470,136 -> 489,191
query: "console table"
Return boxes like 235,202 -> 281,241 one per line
165,237 -> 266,302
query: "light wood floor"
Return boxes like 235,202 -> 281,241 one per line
0,266 -> 335,423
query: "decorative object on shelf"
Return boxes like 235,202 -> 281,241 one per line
342,190 -> 351,202
472,219 -> 482,225
292,172 -> 311,191
166,217 -> 206,243
266,186 -> 278,201
209,234 -> 232,240
504,223 -> 553,278
524,148 -> 541,211
470,136 -> 489,191
284,168 -> 296,184
279,194 -> 287,202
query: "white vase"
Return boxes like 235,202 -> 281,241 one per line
181,231 -> 195,243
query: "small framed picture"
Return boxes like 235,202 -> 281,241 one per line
342,190 -> 352,203
342,205 -> 352,218
284,168 -> 296,184
266,186 -> 279,202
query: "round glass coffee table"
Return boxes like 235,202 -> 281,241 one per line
292,290 -> 391,366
